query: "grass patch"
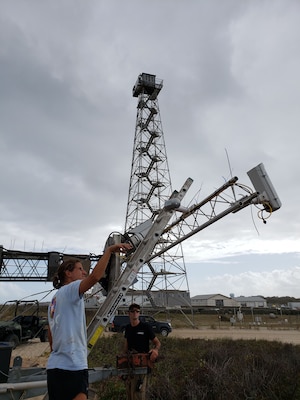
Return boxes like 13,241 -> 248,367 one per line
89,334 -> 300,400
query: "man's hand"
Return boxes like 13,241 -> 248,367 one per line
149,348 -> 159,362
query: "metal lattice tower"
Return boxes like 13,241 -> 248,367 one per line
125,73 -> 191,307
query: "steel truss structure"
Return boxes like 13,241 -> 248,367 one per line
126,73 -> 190,307
0,248 -> 98,281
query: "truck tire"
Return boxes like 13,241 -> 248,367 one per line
5,333 -> 20,349
160,328 -> 169,337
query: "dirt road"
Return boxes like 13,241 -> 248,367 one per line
171,327 -> 300,344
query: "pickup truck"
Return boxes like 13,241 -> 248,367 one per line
110,314 -> 172,337
0,300 -> 48,349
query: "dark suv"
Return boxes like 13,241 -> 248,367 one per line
110,314 -> 172,337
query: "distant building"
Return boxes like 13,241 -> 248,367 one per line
288,302 -> 300,310
235,296 -> 267,308
84,293 -> 105,309
125,290 -> 191,308
191,294 -> 239,308
84,289 -> 192,309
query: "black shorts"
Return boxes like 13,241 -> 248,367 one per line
47,368 -> 89,400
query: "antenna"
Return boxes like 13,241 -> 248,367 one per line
247,163 -> 281,212
225,148 -> 236,202
225,148 -> 233,179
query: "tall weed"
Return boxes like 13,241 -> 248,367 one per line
89,335 -> 300,400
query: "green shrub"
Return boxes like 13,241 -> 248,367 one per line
89,335 -> 300,400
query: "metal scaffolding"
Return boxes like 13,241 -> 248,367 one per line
125,73 -> 191,307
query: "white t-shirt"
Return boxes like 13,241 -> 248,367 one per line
47,280 -> 88,370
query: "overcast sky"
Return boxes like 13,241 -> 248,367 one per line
0,0 -> 299,303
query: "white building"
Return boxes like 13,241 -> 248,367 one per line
191,294 -> 239,308
234,296 -> 267,308
125,290 -> 191,308
84,289 -> 191,309
288,302 -> 300,310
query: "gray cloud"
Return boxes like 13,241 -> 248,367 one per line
0,0 -> 299,301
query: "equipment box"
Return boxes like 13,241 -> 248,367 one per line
0,342 -> 12,383
117,353 -> 150,369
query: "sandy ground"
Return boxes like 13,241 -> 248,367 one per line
10,327 -> 300,368
170,327 -> 300,344
10,339 -> 50,368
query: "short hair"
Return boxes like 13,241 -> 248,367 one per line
128,303 -> 140,311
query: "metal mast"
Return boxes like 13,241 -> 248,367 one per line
125,73 -> 191,308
